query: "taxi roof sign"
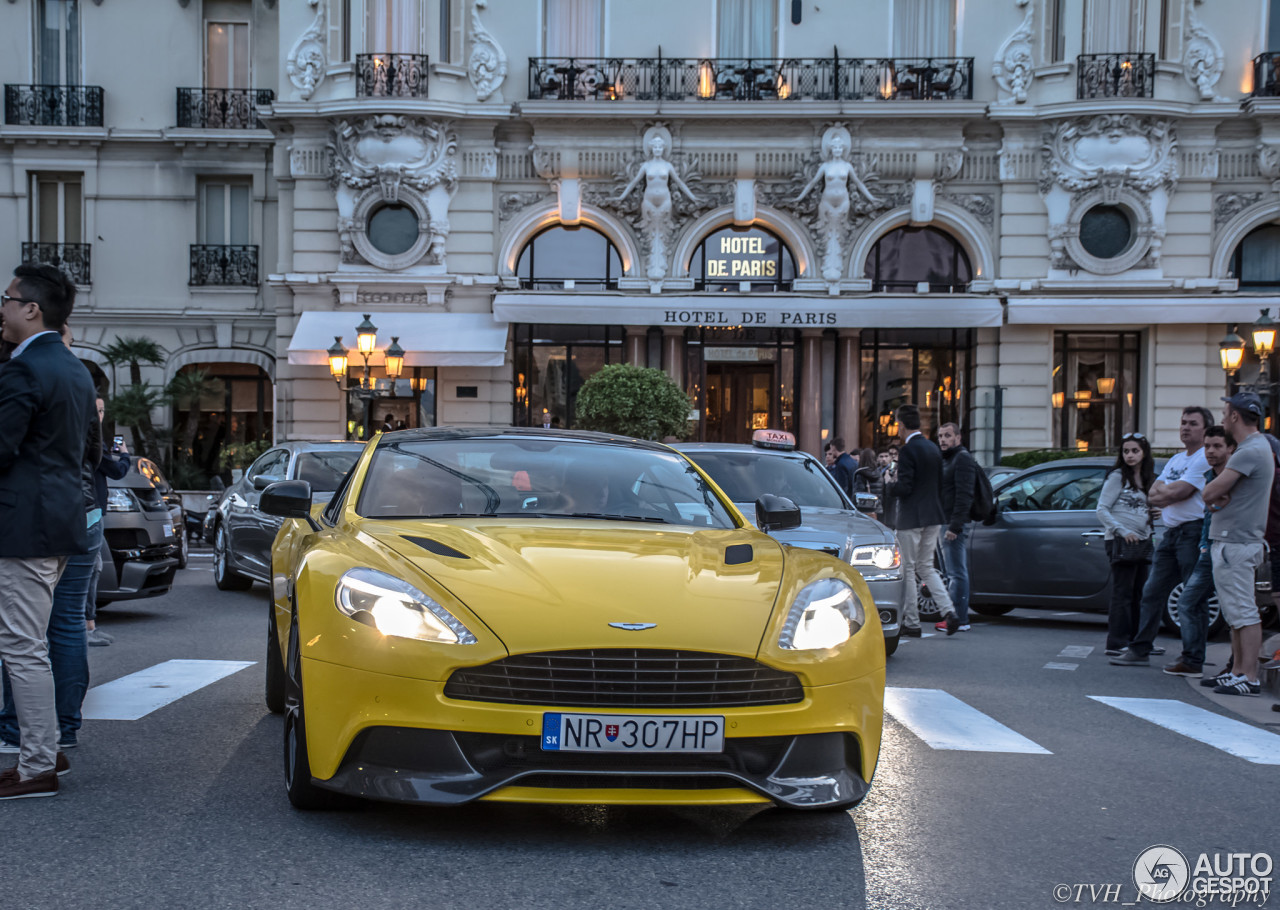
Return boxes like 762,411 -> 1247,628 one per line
752,429 -> 796,450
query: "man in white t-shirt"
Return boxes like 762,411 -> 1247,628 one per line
1112,406 -> 1213,666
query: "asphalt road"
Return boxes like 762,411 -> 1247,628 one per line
3,555 -> 1277,910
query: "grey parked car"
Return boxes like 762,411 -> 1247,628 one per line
675,435 -> 906,655
98,457 -> 183,605
211,441 -> 363,590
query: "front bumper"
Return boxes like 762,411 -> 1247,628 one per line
301,658 -> 884,809
863,575 -> 903,637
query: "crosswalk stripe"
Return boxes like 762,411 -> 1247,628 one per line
81,659 -> 256,721
884,687 -> 1053,754
1088,696 -> 1280,765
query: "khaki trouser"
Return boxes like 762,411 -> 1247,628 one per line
897,525 -> 954,629
0,556 -> 67,778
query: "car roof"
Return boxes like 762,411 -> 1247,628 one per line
374,426 -> 673,452
672,442 -> 815,458
273,441 -> 364,451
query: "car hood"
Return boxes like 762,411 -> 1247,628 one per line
732,504 -> 893,558
362,519 -> 786,656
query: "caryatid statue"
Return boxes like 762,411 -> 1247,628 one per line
616,127 -> 698,281
796,127 -> 877,282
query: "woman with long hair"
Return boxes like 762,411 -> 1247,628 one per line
853,447 -> 879,494
1096,433 -> 1156,655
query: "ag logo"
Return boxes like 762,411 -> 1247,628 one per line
1133,845 -> 1189,902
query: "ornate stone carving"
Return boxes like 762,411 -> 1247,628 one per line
792,126 -> 880,283
356,291 -> 445,307
1259,145 -> 1280,185
287,0 -> 327,101
329,116 -> 459,269
468,0 -> 508,102
992,0 -> 1034,104
1214,192 -> 1265,229
1183,7 -> 1227,102
498,191 -> 552,222
609,126 -> 699,282
942,193 -> 996,232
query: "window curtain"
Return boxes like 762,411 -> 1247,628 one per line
1085,0 -> 1133,52
717,0 -> 776,58
38,0 -> 79,84
892,0 -> 955,57
545,0 -> 603,58
367,0 -> 419,53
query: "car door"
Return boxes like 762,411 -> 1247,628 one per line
968,465 -> 1112,605
234,448 -> 289,577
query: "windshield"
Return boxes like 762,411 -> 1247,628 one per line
685,450 -> 847,510
356,438 -> 737,529
294,451 -> 361,493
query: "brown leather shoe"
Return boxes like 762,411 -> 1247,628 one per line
55,751 -> 69,777
0,767 -> 58,799
1162,660 -> 1203,678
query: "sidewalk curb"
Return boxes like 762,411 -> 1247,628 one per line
1181,641 -> 1280,726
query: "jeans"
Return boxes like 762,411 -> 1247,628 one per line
940,525 -> 970,625
1176,549 -> 1215,669
1107,552 -> 1150,653
1126,519 -> 1203,658
897,525 -> 954,629
0,520 -> 99,746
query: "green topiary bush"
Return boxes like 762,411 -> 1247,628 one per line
574,364 -> 692,441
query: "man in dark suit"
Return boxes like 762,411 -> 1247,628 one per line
0,263 -> 98,798
885,404 -> 960,637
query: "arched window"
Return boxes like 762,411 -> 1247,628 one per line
864,225 -> 972,292
1231,224 -> 1280,290
688,225 -> 796,292
516,225 -> 622,290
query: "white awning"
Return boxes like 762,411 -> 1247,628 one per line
492,293 -> 1003,329
287,312 -> 509,367
1006,296 -> 1280,325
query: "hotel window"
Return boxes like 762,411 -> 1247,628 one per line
36,0 -> 80,84
345,367 -> 436,440
1052,332 -> 1140,452
512,325 -> 626,430
206,19 -> 250,88
329,0 -> 352,64
368,0 -> 421,53
1271,0 -> 1280,54
199,179 -> 251,245
864,226 -> 972,292
439,0 -> 464,63
30,173 -> 82,245
544,0 -> 603,57
717,0 -> 776,58
688,226 -> 796,292
860,329 -> 971,448
516,225 -> 622,290
1047,0 -> 1066,62
1083,0 -> 1139,52
892,0 -> 956,58
1231,224 -> 1280,290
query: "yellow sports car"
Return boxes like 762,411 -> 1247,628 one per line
261,428 -> 884,811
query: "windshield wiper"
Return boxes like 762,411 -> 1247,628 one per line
557,512 -> 673,523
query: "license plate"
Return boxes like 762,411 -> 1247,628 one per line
541,713 -> 724,753
163,525 -> 174,537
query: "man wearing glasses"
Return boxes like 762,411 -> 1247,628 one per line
1112,407 -> 1213,667
0,264 -> 99,798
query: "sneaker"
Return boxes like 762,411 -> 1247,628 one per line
1110,651 -> 1149,667
87,629 -> 112,647
1162,660 -> 1203,678
0,767 -> 58,799
945,612 -> 960,636
933,621 -> 948,632
0,739 -> 18,755
55,752 -> 70,777
1151,647 -> 1166,656
1213,674 -> 1261,697
958,625 -> 971,632
1104,648 -> 1125,656
57,735 -> 77,749
901,626 -> 923,638
1200,669 -> 1235,688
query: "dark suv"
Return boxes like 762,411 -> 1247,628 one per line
97,457 -> 183,605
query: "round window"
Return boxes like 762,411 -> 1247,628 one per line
1078,206 -> 1133,260
367,204 -> 419,256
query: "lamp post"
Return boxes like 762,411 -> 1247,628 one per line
327,315 -> 408,438
1219,310 -> 1279,431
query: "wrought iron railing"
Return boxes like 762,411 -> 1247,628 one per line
1252,52 -> 1280,97
189,245 -> 259,287
1076,53 -> 1155,99
527,54 -> 973,101
355,54 -> 429,97
4,84 -> 104,126
176,88 -> 274,129
21,242 -> 91,285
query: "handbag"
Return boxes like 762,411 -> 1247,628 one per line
1111,535 -> 1153,564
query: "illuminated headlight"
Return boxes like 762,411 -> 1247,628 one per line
106,488 -> 139,512
778,578 -> 865,651
335,567 -> 477,644
851,544 -> 900,571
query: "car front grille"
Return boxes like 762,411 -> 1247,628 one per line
444,649 -> 804,709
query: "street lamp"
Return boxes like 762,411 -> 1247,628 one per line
327,336 -> 348,381
1253,308 -> 1276,360
384,336 -> 405,381
1219,325 -> 1245,375
329,315 -> 409,437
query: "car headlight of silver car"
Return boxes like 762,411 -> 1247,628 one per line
106,488 -> 140,512
335,567 -> 477,644
778,578 -> 865,651
850,544 -> 900,577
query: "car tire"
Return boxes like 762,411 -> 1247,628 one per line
283,609 -> 348,810
917,583 -> 944,624
1164,582 -> 1225,638
176,530 -> 189,570
969,604 -> 1014,617
266,604 -> 286,715
213,525 -> 252,592
884,634 -> 900,657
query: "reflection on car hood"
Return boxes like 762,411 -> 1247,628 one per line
364,519 -> 785,656
733,503 -> 894,557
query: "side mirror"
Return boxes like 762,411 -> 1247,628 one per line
756,494 -> 801,534
253,473 -> 286,491
260,480 -> 314,520
853,492 -> 880,514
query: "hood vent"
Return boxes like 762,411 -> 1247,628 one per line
724,544 -> 753,565
404,536 -> 469,559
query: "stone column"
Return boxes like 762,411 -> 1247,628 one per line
799,331 -> 823,456
662,329 -> 684,389
625,328 -> 646,366
837,330 -> 861,451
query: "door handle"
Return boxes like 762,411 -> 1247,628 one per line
1080,530 -> 1105,538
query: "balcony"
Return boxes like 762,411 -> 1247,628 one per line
527,55 -> 973,102
4,84 -> 103,126
1252,53 -> 1280,97
21,242 -> 91,285
355,54 -> 429,98
189,245 -> 259,287
1076,53 -> 1155,99
176,88 -> 275,129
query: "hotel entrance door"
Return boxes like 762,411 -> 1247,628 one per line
705,364 -> 774,444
